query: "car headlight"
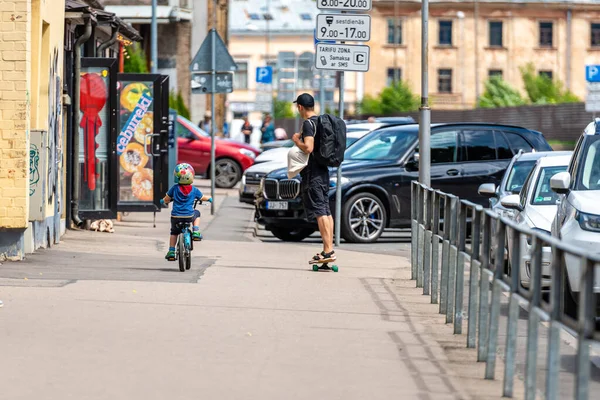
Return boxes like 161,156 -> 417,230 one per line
239,149 -> 256,159
329,176 -> 350,188
576,211 -> 600,232
526,228 -> 551,246
241,174 -> 246,185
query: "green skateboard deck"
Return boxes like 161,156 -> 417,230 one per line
309,259 -> 339,272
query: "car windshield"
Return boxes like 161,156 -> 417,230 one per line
504,160 -> 536,193
344,128 -> 417,161
577,136 -> 600,191
531,166 -> 568,205
346,137 -> 360,147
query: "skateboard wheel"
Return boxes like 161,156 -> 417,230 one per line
332,265 -> 339,272
312,265 -> 319,272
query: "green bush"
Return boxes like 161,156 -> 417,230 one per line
520,63 -> 579,104
274,98 -> 294,118
478,76 -> 526,108
169,90 -> 190,119
123,43 -> 148,74
358,81 -> 419,116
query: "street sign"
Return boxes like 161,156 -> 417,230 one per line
256,66 -> 273,84
586,82 -> 600,112
317,0 -> 372,12
313,29 -> 336,46
313,77 -> 336,89
586,65 -> 600,82
316,14 -> 371,42
190,31 -> 238,73
191,72 -> 234,94
315,43 -> 370,72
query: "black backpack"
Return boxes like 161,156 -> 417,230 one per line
313,114 -> 346,167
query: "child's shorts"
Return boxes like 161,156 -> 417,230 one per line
170,210 -> 201,235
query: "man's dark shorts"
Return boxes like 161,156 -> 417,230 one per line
301,180 -> 331,221
170,209 -> 201,235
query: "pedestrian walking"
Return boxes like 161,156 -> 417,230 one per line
198,111 -> 212,133
291,93 -> 335,263
241,115 -> 253,144
260,114 -> 275,145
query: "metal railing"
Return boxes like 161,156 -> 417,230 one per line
410,181 -> 600,400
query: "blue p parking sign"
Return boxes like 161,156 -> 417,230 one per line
256,66 -> 273,84
586,65 -> 600,82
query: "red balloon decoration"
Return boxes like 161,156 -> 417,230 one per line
80,73 -> 108,191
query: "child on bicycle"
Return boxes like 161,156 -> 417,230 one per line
161,163 -> 212,261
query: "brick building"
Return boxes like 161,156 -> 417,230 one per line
370,0 -> 600,109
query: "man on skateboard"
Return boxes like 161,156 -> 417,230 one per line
291,93 -> 336,264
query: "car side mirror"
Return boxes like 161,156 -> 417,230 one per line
550,172 -> 570,194
478,183 -> 496,197
501,194 -> 522,211
405,153 -> 419,171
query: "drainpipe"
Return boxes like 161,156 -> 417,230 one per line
566,9 -> 572,90
97,24 -> 119,55
71,18 -> 92,227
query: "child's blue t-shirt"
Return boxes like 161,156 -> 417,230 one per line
166,184 -> 203,217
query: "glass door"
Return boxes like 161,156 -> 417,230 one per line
78,58 -> 118,220
116,74 -> 169,212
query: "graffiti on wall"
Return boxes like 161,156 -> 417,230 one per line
47,49 -> 62,211
29,144 -> 40,196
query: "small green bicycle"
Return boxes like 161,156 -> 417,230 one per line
163,199 -> 204,272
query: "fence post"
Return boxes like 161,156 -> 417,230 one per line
431,191 -> 441,304
454,201 -> 467,334
524,235 -> 542,399
423,189 -> 432,295
446,196 -> 458,324
467,207 -> 481,348
485,218 -> 506,379
545,245 -> 563,400
503,226 -> 521,397
477,212 -> 492,362
575,257 -> 594,400
411,182 -> 418,280
417,186 -> 426,288
440,195 -> 451,315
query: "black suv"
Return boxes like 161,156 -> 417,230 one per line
255,123 -> 552,243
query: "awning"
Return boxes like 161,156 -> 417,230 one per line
104,5 -> 193,24
64,0 -> 141,42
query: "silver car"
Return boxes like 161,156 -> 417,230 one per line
500,153 -> 572,289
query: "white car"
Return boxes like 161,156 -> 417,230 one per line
238,128 -> 373,203
500,153 -> 572,290
551,120 -> 600,315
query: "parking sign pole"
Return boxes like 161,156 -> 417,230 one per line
419,0 -> 431,186
334,11 -> 347,248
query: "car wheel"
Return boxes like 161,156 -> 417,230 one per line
269,227 -> 314,242
341,192 -> 386,243
214,158 -> 241,188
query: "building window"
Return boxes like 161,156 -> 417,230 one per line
539,22 -> 553,47
439,21 -> 453,45
438,69 -> 452,93
592,23 -> 600,47
233,61 -> 248,89
489,69 -> 503,78
539,70 -> 553,80
489,21 -> 503,47
387,68 -> 402,86
387,18 -> 402,44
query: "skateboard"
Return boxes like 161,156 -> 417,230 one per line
309,259 -> 339,272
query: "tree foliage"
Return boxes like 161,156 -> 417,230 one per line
123,43 -> 148,74
478,76 -> 526,108
358,81 -> 419,116
274,98 -> 294,118
169,90 -> 190,119
519,63 -> 579,104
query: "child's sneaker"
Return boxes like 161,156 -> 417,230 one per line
165,250 -> 176,261
192,231 -> 203,241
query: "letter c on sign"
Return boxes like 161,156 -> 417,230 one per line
356,54 -> 364,63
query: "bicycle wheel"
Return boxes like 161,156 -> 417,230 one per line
178,234 -> 185,272
185,230 -> 192,270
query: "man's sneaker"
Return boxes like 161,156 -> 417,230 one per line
165,250 -> 176,261
192,231 -> 203,241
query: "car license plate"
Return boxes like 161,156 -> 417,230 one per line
267,201 -> 288,210
245,185 -> 258,194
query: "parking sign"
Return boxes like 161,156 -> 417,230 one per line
256,66 -> 273,84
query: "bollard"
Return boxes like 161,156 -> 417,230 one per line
524,236 -> 542,399
478,213 -> 492,362
454,202 -> 468,334
431,191 -> 441,304
411,183 -> 418,280
440,195 -> 452,315
503,226 -> 521,397
446,197 -> 458,324
545,245 -> 563,400
467,207 -> 481,348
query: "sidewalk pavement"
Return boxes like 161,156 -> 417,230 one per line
0,189 -> 524,400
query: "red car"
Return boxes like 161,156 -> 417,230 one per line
176,115 -> 260,188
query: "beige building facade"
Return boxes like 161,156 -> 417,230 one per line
370,0 -> 600,109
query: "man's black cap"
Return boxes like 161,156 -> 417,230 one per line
293,93 -> 315,108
